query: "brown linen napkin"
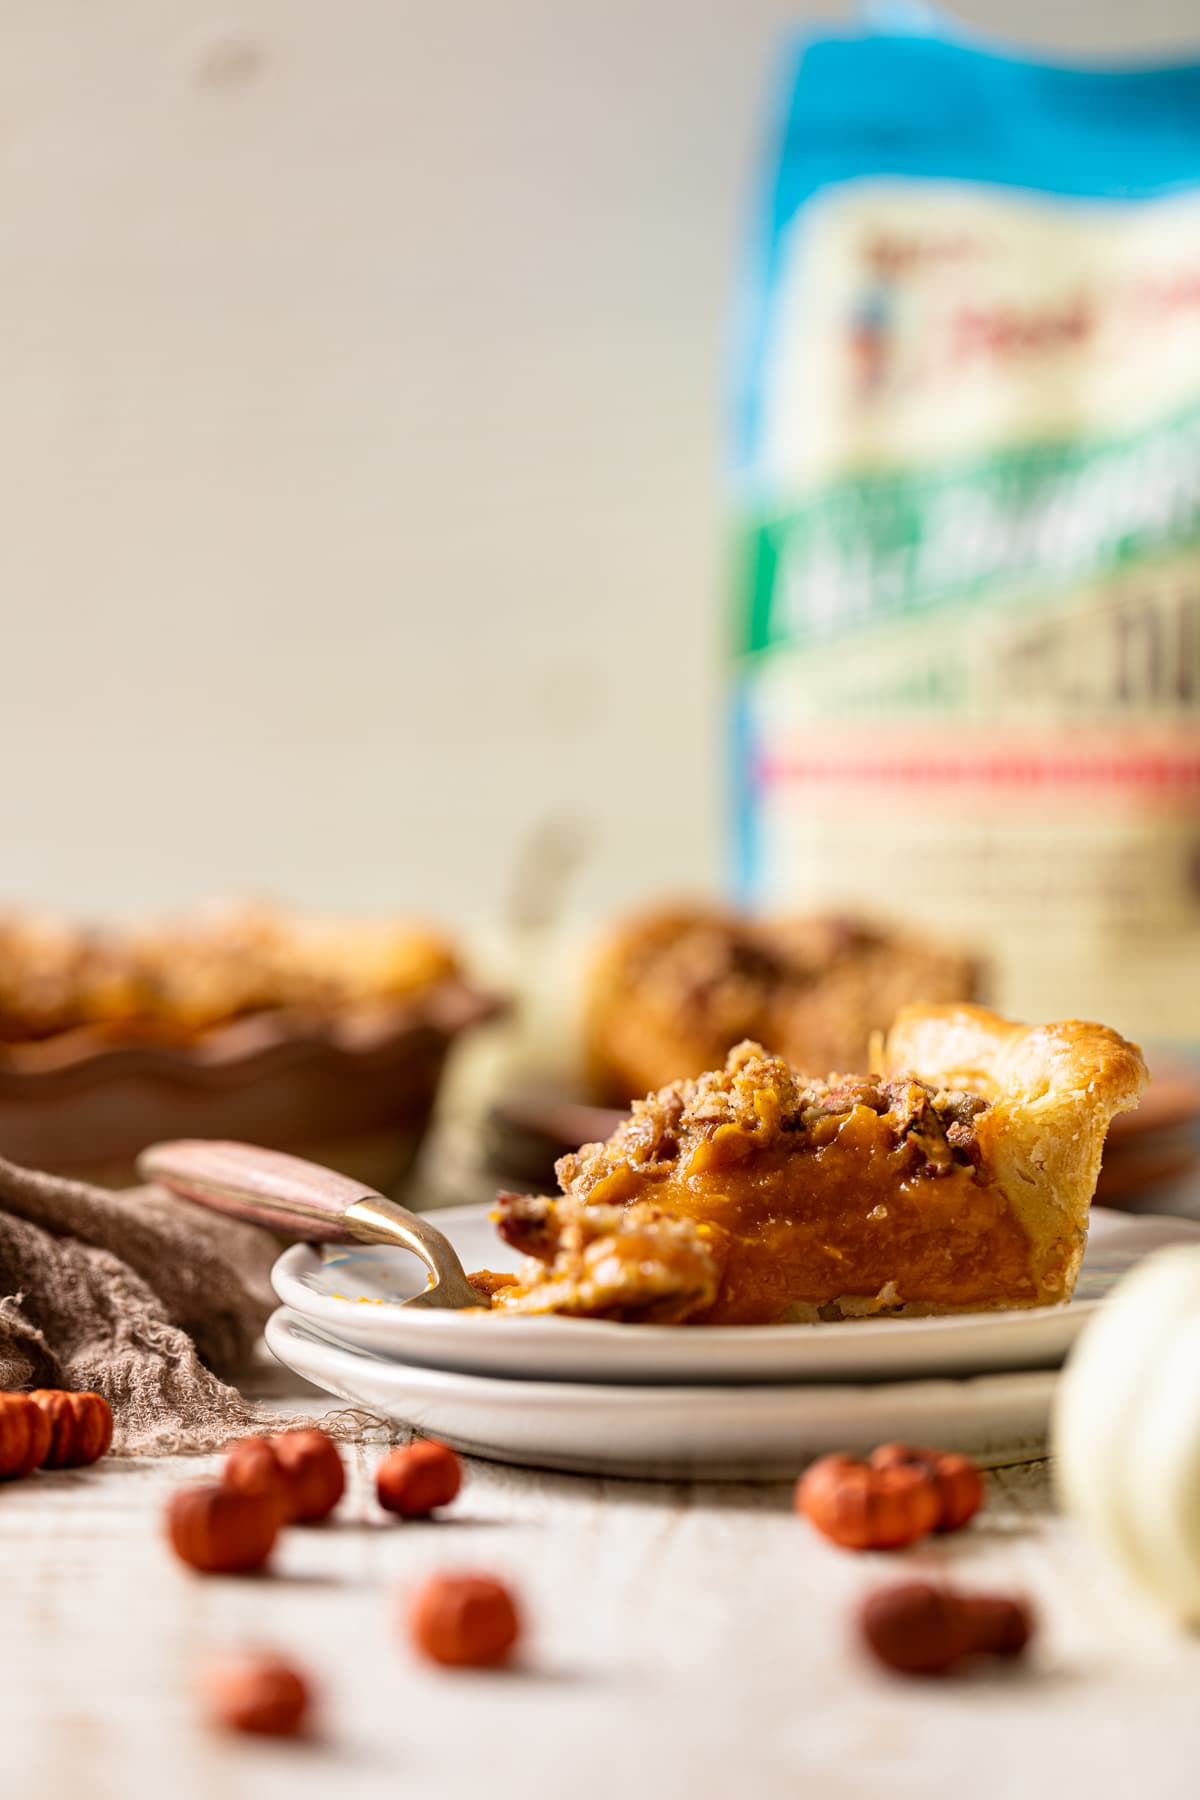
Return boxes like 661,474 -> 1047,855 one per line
0,1154 -> 320,1454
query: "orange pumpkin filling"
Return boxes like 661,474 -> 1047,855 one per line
627,1107 -> 1034,1324
477,1041 -> 1038,1324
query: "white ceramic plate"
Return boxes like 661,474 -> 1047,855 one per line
265,1306 -> 1057,1481
270,1203 -> 1200,1386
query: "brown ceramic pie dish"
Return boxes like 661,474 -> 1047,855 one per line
0,904 -> 500,1187
0,978 -> 499,1188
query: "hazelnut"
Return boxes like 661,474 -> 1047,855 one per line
797,1452 -> 941,1550
408,1572 -> 521,1668
270,1429 -> 345,1524
958,1593 -> 1034,1658
222,1437 -> 293,1523
377,1441 -> 463,1519
859,1581 -> 974,1676
200,1652 -> 312,1737
859,1581 -> 1035,1677
869,1443 -> 985,1533
0,1394 -> 52,1479
29,1390 -> 114,1470
166,1484 -> 279,1574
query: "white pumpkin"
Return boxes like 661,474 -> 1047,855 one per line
1054,1245 -> 1200,1626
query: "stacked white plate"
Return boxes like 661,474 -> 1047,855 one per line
266,1203 -> 1200,1482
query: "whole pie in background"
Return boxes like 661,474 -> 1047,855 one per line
583,904 -> 982,1107
0,899 -> 462,1044
0,900 -> 497,1186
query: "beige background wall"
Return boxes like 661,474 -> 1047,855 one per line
2,2 -> 1196,927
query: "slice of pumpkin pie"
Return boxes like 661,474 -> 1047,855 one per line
476,1005 -> 1147,1325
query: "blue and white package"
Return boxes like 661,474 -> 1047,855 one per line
731,20 -> 1200,1041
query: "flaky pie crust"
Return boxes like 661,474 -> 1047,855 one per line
875,1004 -> 1149,1308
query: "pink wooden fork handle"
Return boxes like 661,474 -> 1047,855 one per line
136,1139 -> 484,1310
137,1139 -> 373,1240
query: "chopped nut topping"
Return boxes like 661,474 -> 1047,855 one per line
558,1041 -> 989,1200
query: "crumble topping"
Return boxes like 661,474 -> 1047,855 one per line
558,1039 -> 989,1198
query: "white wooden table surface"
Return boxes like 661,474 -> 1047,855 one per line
3,1348 -> 1199,1800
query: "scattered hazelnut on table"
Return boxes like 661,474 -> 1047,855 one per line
270,1429 -> 345,1524
859,1581 -> 1034,1678
166,1484 -> 279,1574
797,1452 -> 941,1550
956,1592 -> 1034,1659
29,1390 -> 114,1470
222,1437 -> 294,1524
0,1393 -> 53,1479
199,1651 -> 313,1737
797,1444 -> 985,1549
377,1441 -> 463,1518
868,1443 -> 985,1533
408,1572 -> 521,1668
